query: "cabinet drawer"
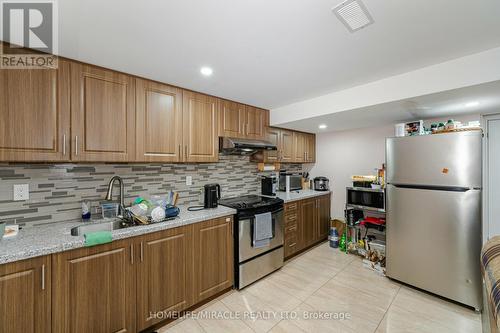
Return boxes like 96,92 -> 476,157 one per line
284,202 -> 298,214
285,223 -> 298,237
284,236 -> 298,257
284,213 -> 298,225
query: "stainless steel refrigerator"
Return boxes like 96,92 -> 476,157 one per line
386,130 -> 482,310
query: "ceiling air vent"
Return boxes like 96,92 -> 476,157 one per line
332,0 -> 374,32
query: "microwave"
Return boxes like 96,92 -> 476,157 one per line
346,187 -> 385,212
278,174 -> 302,191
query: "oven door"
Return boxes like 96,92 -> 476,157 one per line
238,208 -> 283,263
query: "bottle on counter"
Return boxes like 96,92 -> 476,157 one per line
81,200 -> 91,221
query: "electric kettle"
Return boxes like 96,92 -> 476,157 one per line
204,184 -> 221,208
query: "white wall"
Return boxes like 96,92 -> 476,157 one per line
310,115 -> 480,219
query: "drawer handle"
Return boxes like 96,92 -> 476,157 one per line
130,244 -> 134,264
140,242 -> 144,262
288,243 -> 297,247
41,264 -> 46,290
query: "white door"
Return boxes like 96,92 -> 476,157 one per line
486,117 -> 500,239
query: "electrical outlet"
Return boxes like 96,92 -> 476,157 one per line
186,176 -> 192,186
13,184 -> 29,201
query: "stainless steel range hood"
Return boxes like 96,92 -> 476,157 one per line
219,137 -> 277,155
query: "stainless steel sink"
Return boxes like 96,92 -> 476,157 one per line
70,219 -> 131,236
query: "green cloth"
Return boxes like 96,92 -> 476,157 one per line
84,231 -> 113,247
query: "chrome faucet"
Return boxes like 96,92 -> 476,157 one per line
105,176 -> 125,216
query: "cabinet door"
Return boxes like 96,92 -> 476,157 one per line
182,91 -> 219,162
0,256 -> 51,333
264,127 -> 281,162
299,199 -> 317,248
52,240 -> 135,333
70,63 -> 135,162
280,129 -> 295,162
193,216 -> 233,302
135,79 -> 183,162
317,195 -> 331,241
244,106 -> 267,140
218,100 -> 245,138
136,227 -> 194,331
306,134 -> 316,163
0,60 -> 70,162
293,132 -> 306,163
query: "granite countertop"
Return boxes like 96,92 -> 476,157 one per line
274,189 -> 331,203
0,205 -> 236,265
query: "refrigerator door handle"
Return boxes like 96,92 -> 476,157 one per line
390,183 -> 472,192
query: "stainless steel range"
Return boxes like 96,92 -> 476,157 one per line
219,195 -> 284,289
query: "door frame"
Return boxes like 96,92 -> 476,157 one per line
481,112 -> 500,243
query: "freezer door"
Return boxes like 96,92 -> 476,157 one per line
386,184 -> 482,309
386,131 -> 481,188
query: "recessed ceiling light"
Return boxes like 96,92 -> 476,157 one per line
332,0 -> 374,33
200,67 -> 213,76
319,124 -> 328,129
465,101 -> 479,107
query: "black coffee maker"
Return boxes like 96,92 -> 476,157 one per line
204,184 -> 221,208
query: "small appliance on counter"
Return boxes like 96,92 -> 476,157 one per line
313,176 -> 330,191
261,175 -> 278,196
278,173 -> 302,191
204,183 -> 221,208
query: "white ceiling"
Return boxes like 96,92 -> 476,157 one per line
279,80 -> 500,133
57,0 -> 500,109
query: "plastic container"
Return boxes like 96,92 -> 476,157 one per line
101,203 -> 119,219
368,240 -> 386,255
329,227 -> 339,248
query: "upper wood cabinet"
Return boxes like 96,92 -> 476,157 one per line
0,255 -> 51,333
244,106 -> 268,140
261,127 -> 316,163
0,60 -> 70,162
136,226 -> 194,331
52,239 -> 136,333
293,132 -> 307,163
218,100 -> 246,138
182,91 -> 219,162
70,63 -> 136,162
280,129 -> 295,162
193,216 -> 234,302
135,79 -> 183,162
218,102 -> 269,140
264,127 -> 281,162
305,133 -> 316,163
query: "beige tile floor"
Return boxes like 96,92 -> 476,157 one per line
159,242 -> 482,333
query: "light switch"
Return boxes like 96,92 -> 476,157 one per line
186,176 -> 192,186
13,184 -> 29,201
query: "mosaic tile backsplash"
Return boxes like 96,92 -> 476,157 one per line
0,156 -> 302,227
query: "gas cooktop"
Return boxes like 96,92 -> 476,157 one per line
219,195 -> 283,210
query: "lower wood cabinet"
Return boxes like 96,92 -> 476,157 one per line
193,216 -> 234,302
284,194 -> 331,259
19,215 -> 233,333
52,239 -> 136,333
0,255 -> 51,333
136,226 -> 194,331
299,198 -> 318,248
